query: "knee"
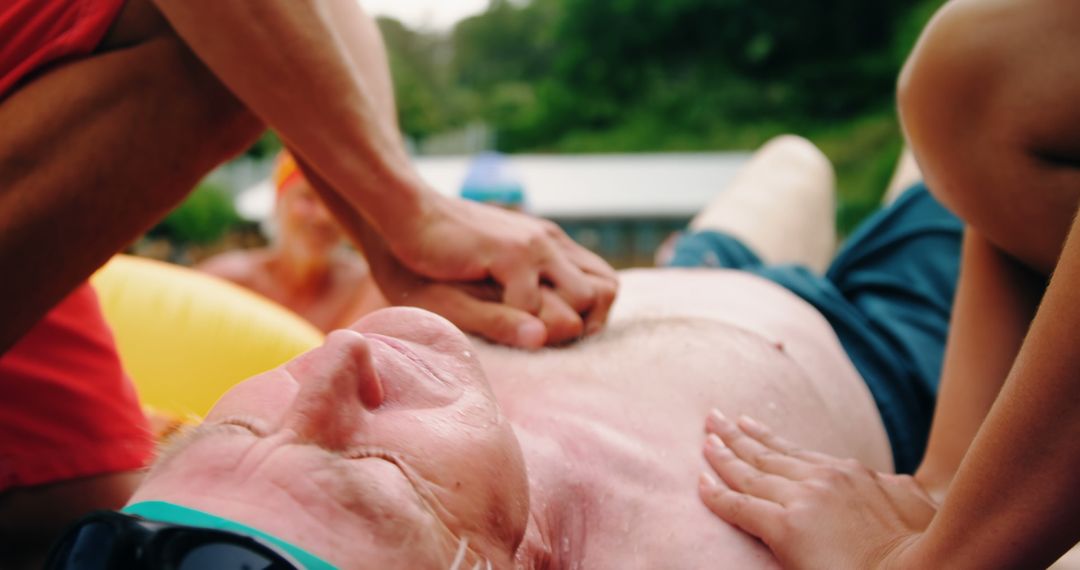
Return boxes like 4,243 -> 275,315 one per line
898,0 -> 1079,272
755,134 -> 835,187
897,0 -> 1004,212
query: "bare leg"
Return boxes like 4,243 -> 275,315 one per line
883,147 -> 922,206
899,0 -> 1080,274
0,0 -> 262,560
0,0 -> 263,353
689,135 -> 837,273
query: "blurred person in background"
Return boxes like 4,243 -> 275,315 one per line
199,151 -> 387,332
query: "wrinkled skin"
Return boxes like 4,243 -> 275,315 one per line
132,308 -> 529,568
132,269 -> 894,569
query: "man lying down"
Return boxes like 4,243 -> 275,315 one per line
46,137 -> 962,569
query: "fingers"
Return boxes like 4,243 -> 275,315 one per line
708,410 -> 835,467
537,288 -> 585,345
704,435 -> 796,504
406,283 -> 548,349
543,254 -> 597,313
471,215 -> 618,340
540,226 -> 618,336
705,411 -> 821,480
492,234 -> 617,339
698,472 -> 784,541
699,411 -> 933,568
499,264 -> 543,315
559,231 -> 617,279
442,281 -> 585,345
579,272 -> 618,336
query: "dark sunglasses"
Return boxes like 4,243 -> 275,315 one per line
44,510 -> 302,570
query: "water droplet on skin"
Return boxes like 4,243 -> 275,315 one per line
463,351 -> 472,358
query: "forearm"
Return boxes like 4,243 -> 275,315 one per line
151,0 -> 428,235
913,217 -> 1080,568
292,156 -> 393,271
914,231 -> 1042,499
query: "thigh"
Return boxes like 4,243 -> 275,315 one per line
0,21 -> 261,353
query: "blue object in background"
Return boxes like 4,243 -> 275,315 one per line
460,152 -> 527,211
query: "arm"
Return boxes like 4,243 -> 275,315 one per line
151,0 -> 420,229
294,158 -> 594,347
693,230 -> 1048,570
151,0 -> 618,345
914,230 -> 1042,500
697,216 -> 1080,570
699,0 -> 1080,565
905,213 -> 1080,568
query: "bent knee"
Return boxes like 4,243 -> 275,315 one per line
754,134 -> 835,186
898,0 -> 1073,186
897,0 -> 1012,188
899,0 -> 1080,271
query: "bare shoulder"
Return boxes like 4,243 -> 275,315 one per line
196,250 -> 267,286
330,250 -> 371,280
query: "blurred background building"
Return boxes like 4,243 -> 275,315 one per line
136,0 -> 946,268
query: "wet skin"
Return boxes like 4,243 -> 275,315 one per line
132,270 -> 892,569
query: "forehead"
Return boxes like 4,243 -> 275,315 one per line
140,311 -> 526,561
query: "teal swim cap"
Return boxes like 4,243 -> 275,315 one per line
123,501 -> 337,570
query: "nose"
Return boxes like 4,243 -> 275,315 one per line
282,330 -> 384,449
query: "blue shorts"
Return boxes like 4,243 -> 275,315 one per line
668,183 -> 962,473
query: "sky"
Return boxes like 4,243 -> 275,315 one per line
360,0 -> 490,31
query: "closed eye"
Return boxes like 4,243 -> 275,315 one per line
154,416 -> 267,468
215,416 -> 269,436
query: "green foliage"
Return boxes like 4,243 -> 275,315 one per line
379,17 -> 477,142
244,130 -> 282,159
150,182 -> 240,246
379,0 -> 947,231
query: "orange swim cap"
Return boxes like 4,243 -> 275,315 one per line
273,150 -> 304,197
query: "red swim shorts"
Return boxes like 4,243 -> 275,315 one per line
0,0 -> 125,99
0,283 -> 153,492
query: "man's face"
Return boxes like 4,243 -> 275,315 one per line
131,308 -> 530,569
278,180 -> 344,256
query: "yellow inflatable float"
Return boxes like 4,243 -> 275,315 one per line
91,255 -> 324,418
